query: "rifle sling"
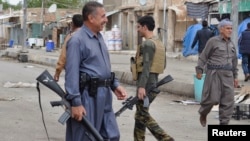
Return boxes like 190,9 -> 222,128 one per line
36,82 -> 51,141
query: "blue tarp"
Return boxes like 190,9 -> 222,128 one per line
238,17 -> 250,37
182,24 -> 202,57
238,17 -> 250,59
182,18 -> 250,58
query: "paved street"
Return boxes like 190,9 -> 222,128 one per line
1,47 -> 249,98
1,0 -> 250,140
0,56 -> 249,141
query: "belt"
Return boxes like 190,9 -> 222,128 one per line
80,72 -> 114,87
207,64 -> 232,70
80,72 -> 115,97
93,79 -> 112,87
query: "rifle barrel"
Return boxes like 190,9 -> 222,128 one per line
82,117 -> 104,141
115,75 -> 173,117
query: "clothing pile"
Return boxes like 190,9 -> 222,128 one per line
235,86 -> 250,104
232,86 -> 250,120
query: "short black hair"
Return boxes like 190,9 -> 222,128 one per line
72,14 -> 83,27
247,22 -> 250,29
137,15 -> 155,31
202,20 -> 208,27
82,1 -> 104,21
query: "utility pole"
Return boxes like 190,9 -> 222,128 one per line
163,0 -> 167,46
231,0 -> 239,53
41,0 -> 44,29
22,0 -> 27,53
19,0 -> 28,62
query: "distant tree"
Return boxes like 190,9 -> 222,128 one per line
50,0 -> 83,9
0,0 -> 22,10
0,0 -> 85,11
27,0 -> 83,9
0,0 -> 10,10
27,0 -> 42,8
12,1 -> 22,10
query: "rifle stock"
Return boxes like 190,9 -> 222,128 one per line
115,75 -> 173,117
36,69 -> 104,141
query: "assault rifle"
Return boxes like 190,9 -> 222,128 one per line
115,75 -> 173,117
36,70 -> 104,141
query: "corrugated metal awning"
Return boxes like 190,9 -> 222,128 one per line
106,9 -> 120,17
134,4 -> 154,11
119,5 -> 138,10
168,5 -> 193,21
58,18 -> 72,23
0,15 -> 19,20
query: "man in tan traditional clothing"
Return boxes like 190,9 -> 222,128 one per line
195,19 -> 238,127
54,14 -> 83,81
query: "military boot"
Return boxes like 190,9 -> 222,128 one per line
244,73 -> 250,82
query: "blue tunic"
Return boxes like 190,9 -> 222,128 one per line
65,25 -> 120,141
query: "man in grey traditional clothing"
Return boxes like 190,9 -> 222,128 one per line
195,19 -> 238,127
64,1 -> 127,141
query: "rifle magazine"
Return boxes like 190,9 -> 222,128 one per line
58,111 -> 71,125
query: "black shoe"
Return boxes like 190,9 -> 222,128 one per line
168,137 -> 175,141
244,74 -> 250,82
200,115 -> 207,127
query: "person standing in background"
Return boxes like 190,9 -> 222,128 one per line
195,19 -> 238,127
54,14 -> 83,81
191,20 -> 214,55
239,22 -> 250,81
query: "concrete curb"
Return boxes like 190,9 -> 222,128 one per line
114,71 -> 194,97
0,48 -> 195,98
28,54 -> 57,67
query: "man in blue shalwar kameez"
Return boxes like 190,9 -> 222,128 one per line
64,1 -> 127,141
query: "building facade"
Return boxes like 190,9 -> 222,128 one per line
111,0 -> 196,52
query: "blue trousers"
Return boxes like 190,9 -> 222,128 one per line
241,54 -> 250,75
66,87 -> 120,141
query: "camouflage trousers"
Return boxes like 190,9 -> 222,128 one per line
134,93 -> 173,141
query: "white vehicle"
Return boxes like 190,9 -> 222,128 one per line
28,38 -> 44,48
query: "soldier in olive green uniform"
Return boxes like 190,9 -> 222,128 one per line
133,15 -> 174,141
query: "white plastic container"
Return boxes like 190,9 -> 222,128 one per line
106,31 -> 114,40
107,40 -> 115,51
114,40 -> 122,51
112,25 -> 121,40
